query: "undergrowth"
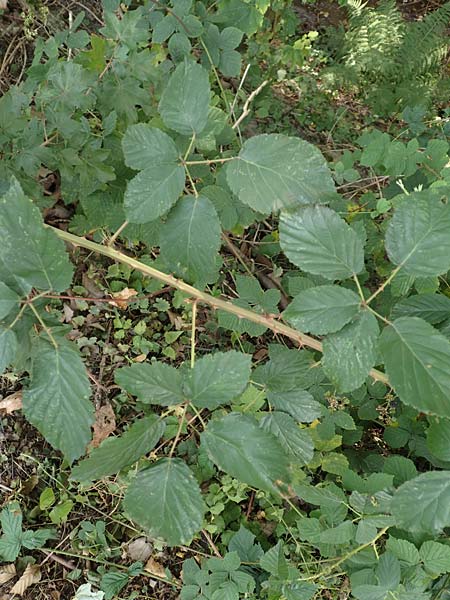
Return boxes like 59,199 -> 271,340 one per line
1,1 -> 450,599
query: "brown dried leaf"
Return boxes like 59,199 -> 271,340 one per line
144,557 -> 167,579
82,273 -> 104,298
10,564 -> 41,596
0,391 -> 23,414
0,564 -> 16,585
127,537 -> 153,562
110,287 -> 138,309
133,354 -> 147,363
0,1 -> 7,9
91,403 -> 116,448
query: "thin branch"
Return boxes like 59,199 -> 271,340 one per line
232,80 -> 268,130
51,227 -> 390,385
366,265 -> 402,305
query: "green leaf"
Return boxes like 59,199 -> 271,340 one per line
322,311 -> 380,393
0,282 -> 19,319
385,192 -> 450,276
71,415 -> 165,481
420,540 -> 450,574
391,293 -> 450,324
283,285 -> 361,335
282,583 -> 317,600
39,487 -> 56,510
23,338 -> 93,463
319,520 -> 355,545
0,178 -> 73,292
0,503 -> 22,562
382,455 -> 417,485
211,0 -> 262,35
122,125 -> 185,224
267,389 -> 323,423
259,541 -> 289,578
391,470 -> 450,533
376,553 -> 401,590
253,344 -> 314,392
385,537 -> 420,565
115,362 -> 184,406
49,499 -> 73,525
158,60 -> 210,135
124,458 -> 205,545
201,413 -> 290,492
260,411 -> 313,464
21,528 -> 55,550
0,327 -> 17,374
228,526 -> 263,562
279,206 -> 364,280
184,351 -> 251,409
427,418 -> 450,461
159,195 -> 221,285
380,317 -> 450,417
355,520 -> 377,544
100,571 -> 129,600
226,134 -> 335,214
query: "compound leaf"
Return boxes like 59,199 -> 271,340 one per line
385,192 -> 450,276
158,60 -> 210,135
201,413 -> 290,493
391,470 -> 450,533
323,311 -> 379,392
283,285 -> 361,335
71,415 -> 165,481
226,134 -> 335,214
159,195 -> 221,285
115,362 -> 184,406
124,458 -> 205,545
380,317 -> 450,417
184,351 -> 252,409
279,206 -> 364,280
23,338 -> 93,463
122,125 -> 185,224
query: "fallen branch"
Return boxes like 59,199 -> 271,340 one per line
52,227 -> 390,385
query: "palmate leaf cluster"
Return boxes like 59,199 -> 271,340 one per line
3,2 -> 450,598
328,0 -> 450,113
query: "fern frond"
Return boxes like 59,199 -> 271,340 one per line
395,1 -> 450,78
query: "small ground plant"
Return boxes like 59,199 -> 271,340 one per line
2,1 -> 450,598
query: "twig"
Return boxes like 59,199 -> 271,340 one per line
107,220 -> 129,246
40,549 -> 76,570
69,0 -> 104,26
232,80 -> 269,130
202,530 -> 222,558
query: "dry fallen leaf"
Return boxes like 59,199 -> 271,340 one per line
91,403 -> 116,448
144,557 -> 167,579
10,564 -> 41,596
127,537 -> 153,562
0,1 -> 7,9
110,287 -> 138,309
133,353 -> 147,363
0,391 -> 23,414
0,564 -> 16,585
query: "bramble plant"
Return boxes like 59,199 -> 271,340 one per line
3,1 -> 450,598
